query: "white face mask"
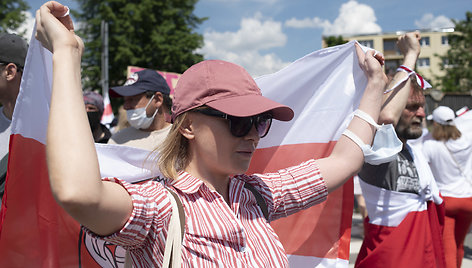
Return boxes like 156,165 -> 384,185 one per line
126,95 -> 158,129
362,124 -> 403,165
342,110 -> 403,165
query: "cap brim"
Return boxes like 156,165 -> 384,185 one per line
206,95 -> 294,121
110,85 -> 146,97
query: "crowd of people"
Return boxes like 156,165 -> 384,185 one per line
0,1 -> 470,267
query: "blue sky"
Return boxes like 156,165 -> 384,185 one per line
24,0 -> 470,76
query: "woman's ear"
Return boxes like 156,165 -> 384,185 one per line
179,115 -> 195,140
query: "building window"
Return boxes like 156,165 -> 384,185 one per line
420,36 -> 430,47
359,40 -> 373,48
442,58 -> 452,68
383,39 -> 400,56
441,36 -> 449,45
418,58 -> 430,68
385,60 -> 401,76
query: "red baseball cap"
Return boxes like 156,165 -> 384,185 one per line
171,60 -> 294,122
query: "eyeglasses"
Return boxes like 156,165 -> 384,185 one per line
194,107 -> 273,138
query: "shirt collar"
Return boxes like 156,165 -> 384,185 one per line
170,171 -> 205,194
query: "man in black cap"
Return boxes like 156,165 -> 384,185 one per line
0,33 -> 28,204
108,69 -> 172,150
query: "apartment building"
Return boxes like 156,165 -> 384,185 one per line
323,28 -> 454,88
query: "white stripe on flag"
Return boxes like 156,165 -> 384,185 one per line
14,32 -> 157,182
11,25 -> 52,144
256,41 -> 368,148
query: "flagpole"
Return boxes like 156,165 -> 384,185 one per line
100,20 -> 114,126
101,20 -> 109,97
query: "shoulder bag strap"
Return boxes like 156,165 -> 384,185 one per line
124,187 -> 185,268
244,182 -> 269,221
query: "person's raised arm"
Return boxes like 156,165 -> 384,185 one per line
37,1 -> 132,236
379,32 -> 421,126
317,44 -> 387,193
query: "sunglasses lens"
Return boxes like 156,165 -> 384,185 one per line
229,116 -> 253,137
255,116 -> 272,138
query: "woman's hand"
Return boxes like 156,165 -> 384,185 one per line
355,43 -> 388,89
35,1 -> 84,55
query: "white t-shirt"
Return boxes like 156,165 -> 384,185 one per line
422,133 -> 472,198
108,124 -> 171,151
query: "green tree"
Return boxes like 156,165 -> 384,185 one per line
75,0 -> 206,91
0,0 -> 30,33
323,35 -> 347,47
437,11 -> 472,92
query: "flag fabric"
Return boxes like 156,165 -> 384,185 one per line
0,31 -> 370,267
249,41 -> 368,267
455,109 -> 472,134
0,30 -> 157,267
355,143 -> 445,267
127,66 -> 181,97
100,88 -> 114,126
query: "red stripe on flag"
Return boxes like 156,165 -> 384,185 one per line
247,142 -> 353,261
356,202 -> 445,267
0,134 -> 101,267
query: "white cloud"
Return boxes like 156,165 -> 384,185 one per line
12,11 -> 35,42
198,13 -> 290,76
285,17 -> 329,29
202,0 -> 278,3
415,14 -> 454,29
284,0 -> 381,36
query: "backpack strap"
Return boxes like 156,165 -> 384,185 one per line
244,182 -> 269,221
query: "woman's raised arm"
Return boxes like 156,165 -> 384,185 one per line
37,1 -> 132,236
317,44 -> 387,193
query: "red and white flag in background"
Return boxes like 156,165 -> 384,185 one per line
252,42 -> 367,267
0,21 -> 370,267
100,87 -> 114,126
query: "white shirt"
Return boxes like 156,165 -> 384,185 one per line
108,124 -> 171,151
423,133 -> 472,197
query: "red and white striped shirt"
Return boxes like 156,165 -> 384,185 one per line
84,159 -> 327,267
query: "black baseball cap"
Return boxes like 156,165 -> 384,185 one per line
110,69 -> 171,97
0,33 -> 28,68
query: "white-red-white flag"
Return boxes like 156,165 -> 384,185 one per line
0,27 -> 371,267
251,41 -> 369,267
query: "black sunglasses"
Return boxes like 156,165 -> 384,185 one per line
194,107 -> 273,138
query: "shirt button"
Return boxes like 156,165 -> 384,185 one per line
240,246 -> 246,252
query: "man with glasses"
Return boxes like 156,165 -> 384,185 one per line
0,33 -> 28,205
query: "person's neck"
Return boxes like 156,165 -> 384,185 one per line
185,162 -> 231,205
1,83 -> 20,120
1,100 -> 15,120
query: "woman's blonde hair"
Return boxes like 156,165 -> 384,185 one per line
432,123 -> 462,141
153,113 -> 190,180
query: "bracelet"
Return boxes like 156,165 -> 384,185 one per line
397,65 -> 414,74
383,65 -> 431,94
342,109 -> 379,152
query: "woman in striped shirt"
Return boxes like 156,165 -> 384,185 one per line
37,1 -> 388,267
